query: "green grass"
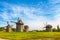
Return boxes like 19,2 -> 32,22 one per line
0,32 -> 60,40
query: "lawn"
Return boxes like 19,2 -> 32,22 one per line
0,32 -> 60,40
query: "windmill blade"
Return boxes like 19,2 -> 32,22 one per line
43,22 -> 47,28
7,21 -> 10,25
11,25 -> 14,26
17,17 -> 22,21
7,21 -> 9,24
11,21 -> 16,23
46,22 -> 47,26
18,17 -> 20,20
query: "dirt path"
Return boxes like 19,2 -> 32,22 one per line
29,38 -> 56,40
0,38 -> 8,40
0,38 -> 56,40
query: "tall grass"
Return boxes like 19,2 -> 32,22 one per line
0,32 -> 60,40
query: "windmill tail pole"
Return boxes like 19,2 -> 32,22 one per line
10,21 -> 16,23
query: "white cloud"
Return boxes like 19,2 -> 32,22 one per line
0,2 -> 60,30
0,12 -> 11,21
49,0 -> 60,4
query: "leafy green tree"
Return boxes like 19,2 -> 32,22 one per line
57,25 -> 60,32
0,27 -> 5,31
52,28 -> 57,32
12,28 -> 16,32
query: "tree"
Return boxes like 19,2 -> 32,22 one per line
0,27 -> 5,31
57,25 -> 60,32
12,28 -> 16,32
52,28 -> 57,32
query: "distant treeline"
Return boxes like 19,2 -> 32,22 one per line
0,26 -> 60,32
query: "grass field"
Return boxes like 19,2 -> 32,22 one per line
0,32 -> 60,40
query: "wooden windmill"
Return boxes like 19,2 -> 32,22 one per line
24,25 -> 29,32
44,22 -> 52,32
45,24 -> 52,32
6,22 -> 12,32
11,17 -> 24,32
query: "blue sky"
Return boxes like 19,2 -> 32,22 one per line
0,0 -> 60,30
